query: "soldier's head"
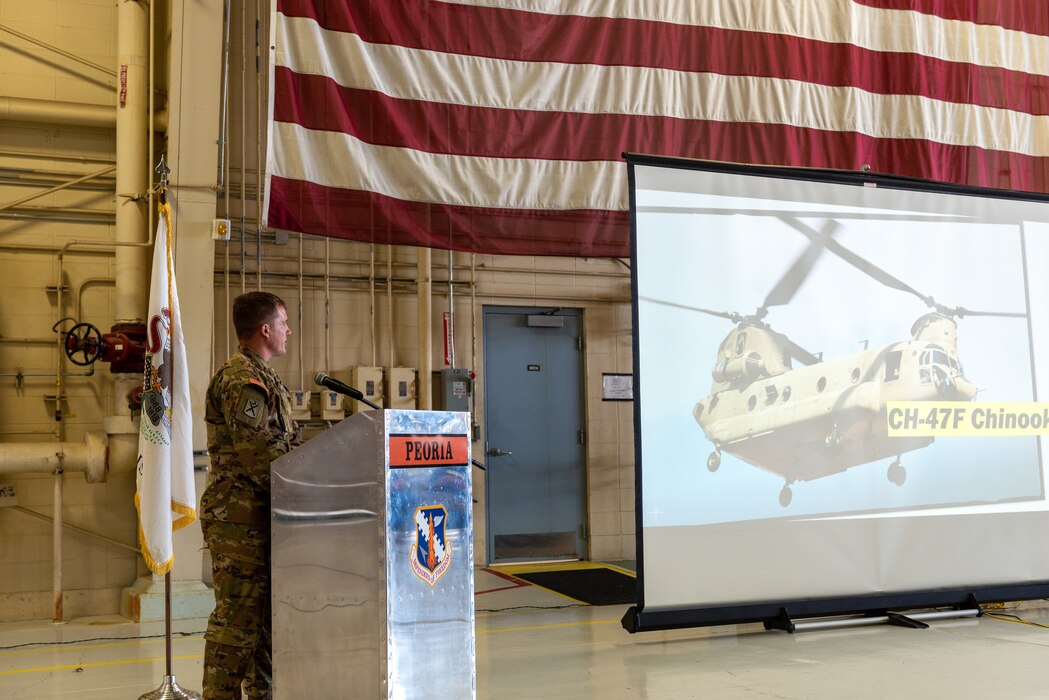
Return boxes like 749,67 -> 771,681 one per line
233,291 -> 291,360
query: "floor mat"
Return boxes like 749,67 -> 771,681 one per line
510,566 -> 637,606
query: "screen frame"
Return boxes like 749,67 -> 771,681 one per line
623,152 -> 1049,634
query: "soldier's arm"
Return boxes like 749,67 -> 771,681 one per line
222,376 -> 289,491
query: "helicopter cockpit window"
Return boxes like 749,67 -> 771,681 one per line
735,332 -> 746,356
919,345 -> 951,384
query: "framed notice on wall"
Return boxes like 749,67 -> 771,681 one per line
602,373 -> 633,401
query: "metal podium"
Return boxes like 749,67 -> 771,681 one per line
271,409 -> 475,699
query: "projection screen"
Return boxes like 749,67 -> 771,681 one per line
623,154 -> 1049,632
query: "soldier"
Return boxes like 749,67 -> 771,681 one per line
201,291 -> 295,700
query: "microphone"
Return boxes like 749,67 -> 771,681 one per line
314,372 -> 382,410
315,372 -> 363,399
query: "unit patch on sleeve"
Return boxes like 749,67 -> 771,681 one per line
234,384 -> 268,429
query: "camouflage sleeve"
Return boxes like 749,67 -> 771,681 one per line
220,374 -> 291,491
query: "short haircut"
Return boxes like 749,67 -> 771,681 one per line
232,291 -> 286,340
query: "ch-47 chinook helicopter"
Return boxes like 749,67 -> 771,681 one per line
653,219 -> 1025,507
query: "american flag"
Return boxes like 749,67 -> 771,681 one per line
264,1 -> 1049,258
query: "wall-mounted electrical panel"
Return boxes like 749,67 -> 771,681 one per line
348,366 -> 384,413
432,368 -> 472,412
291,390 -> 312,421
312,389 -> 345,421
384,367 -> 417,410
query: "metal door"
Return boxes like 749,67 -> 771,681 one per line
482,306 -> 587,562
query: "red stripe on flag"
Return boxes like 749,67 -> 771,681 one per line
267,176 -> 631,257
272,72 -> 1049,193
276,0 -> 1049,114
851,0 -> 1049,36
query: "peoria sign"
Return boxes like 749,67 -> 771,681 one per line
389,433 -> 469,468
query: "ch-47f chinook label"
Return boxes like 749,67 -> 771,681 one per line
887,401 -> 1049,437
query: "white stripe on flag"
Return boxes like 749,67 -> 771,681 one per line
441,0 -> 1049,74
271,121 -> 628,210
276,16 -> 1049,157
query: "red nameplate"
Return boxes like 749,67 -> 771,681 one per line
389,434 -> 469,468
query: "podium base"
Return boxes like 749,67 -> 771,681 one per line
138,675 -> 201,699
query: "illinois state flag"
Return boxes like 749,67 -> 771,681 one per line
136,201 -> 196,575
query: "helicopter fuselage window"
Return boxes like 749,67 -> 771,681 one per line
735,332 -> 747,356
884,351 -> 902,381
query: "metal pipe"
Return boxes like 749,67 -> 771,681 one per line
0,23 -> 116,77
0,243 -> 115,255
0,149 -> 115,164
298,233 -> 305,388
790,608 -> 981,632
115,0 -> 150,325
217,0 -> 232,191
448,250 -> 455,369
0,96 -> 167,131
387,245 -> 394,369
0,337 -> 56,345
240,7 -> 248,294
417,248 -> 432,409
74,277 -> 116,321
0,165 -> 116,212
370,245 -> 377,366
0,433 -> 109,482
53,465 -> 63,623
255,0 -> 264,288
0,210 -> 114,225
325,238 -> 331,371
12,506 -> 139,553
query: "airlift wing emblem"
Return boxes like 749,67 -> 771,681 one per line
410,505 -> 451,587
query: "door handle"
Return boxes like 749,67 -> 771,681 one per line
487,448 -> 513,457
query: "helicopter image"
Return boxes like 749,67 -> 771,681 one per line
653,218 -> 1026,507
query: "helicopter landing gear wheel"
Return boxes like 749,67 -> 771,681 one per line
888,460 -> 907,486
63,322 -> 103,366
779,484 -> 793,508
706,450 -> 721,473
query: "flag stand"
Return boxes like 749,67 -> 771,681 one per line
138,157 -> 202,700
138,573 -> 201,699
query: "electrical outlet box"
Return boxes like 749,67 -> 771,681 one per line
211,218 -> 231,241
385,367 -> 417,410
317,389 -> 345,421
348,366 -> 384,413
291,390 -> 312,421
0,483 -> 16,507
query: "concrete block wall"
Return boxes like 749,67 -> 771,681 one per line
212,240 -> 637,567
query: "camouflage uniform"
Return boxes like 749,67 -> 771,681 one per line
201,346 -> 294,700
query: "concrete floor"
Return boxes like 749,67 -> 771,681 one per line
2,568 -> 1049,699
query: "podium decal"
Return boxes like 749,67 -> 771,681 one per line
390,434 -> 469,468
411,504 -> 452,587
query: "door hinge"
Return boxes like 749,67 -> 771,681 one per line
577,336 -> 583,351
580,522 -> 589,540
578,429 -> 585,445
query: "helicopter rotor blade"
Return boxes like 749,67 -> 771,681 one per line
638,296 -> 744,323
784,219 -> 937,307
947,307 -> 1026,319
767,327 -> 822,366
759,220 -> 841,315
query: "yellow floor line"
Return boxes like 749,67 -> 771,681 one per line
0,653 -> 202,676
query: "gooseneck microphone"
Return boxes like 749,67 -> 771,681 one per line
314,372 -> 382,410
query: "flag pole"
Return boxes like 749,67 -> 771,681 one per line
139,156 -> 200,700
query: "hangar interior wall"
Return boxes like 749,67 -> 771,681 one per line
0,0 -> 636,622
